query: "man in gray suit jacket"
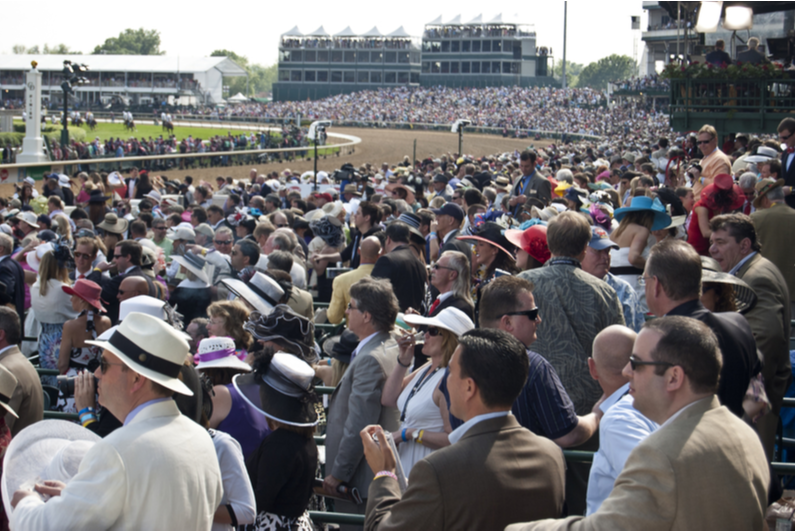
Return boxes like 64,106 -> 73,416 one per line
0,307 -> 42,436
324,277 -> 401,522
507,317 -> 769,531
361,329 -> 566,531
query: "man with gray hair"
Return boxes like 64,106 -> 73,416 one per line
324,277 -> 400,524
737,36 -> 768,65
426,250 -> 474,320
259,230 -> 307,289
738,172 -> 758,215
0,233 -> 25,322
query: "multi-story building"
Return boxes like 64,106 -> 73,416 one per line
0,55 -> 246,107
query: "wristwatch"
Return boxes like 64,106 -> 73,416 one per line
412,430 -> 420,442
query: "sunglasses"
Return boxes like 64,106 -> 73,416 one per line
100,356 -> 125,373
431,262 -> 455,271
423,326 -> 441,337
214,240 -> 232,245
696,139 -> 713,145
628,355 -> 674,371
74,252 -> 92,260
780,132 -> 792,141
347,302 -> 361,312
503,307 -> 540,321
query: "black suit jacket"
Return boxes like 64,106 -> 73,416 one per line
433,294 -> 475,321
371,245 -> 427,312
782,152 -> 795,209
101,266 -> 156,324
440,229 -> 472,265
0,256 -> 25,324
737,49 -> 766,65
667,299 -> 761,417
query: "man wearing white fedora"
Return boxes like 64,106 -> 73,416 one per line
11,312 -> 223,530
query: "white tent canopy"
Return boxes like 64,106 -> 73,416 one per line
282,26 -> 303,36
446,15 -> 462,25
387,26 -> 412,37
227,92 -> 248,103
334,26 -> 358,37
306,25 -> 330,37
466,14 -> 483,24
361,26 -> 383,37
426,15 -> 443,25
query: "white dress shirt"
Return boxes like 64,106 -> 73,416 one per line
448,410 -> 511,445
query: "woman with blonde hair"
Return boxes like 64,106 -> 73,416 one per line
30,245 -> 78,384
52,215 -> 73,246
206,300 -> 253,359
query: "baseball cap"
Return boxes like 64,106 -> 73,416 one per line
589,227 -> 619,251
432,203 -> 465,222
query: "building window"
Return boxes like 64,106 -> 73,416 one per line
504,40 -> 513,54
422,61 -> 431,73
462,40 -> 471,52
422,41 -> 432,52
385,52 -> 397,63
385,72 -> 397,83
305,51 -> 316,62
451,41 -> 460,52
358,52 -> 369,63
331,51 -> 343,63
371,71 -> 382,83
461,61 -> 470,73
410,72 -> 420,84
492,61 -> 501,73
344,51 -> 356,63
482,61 -> 490,73
503,62 -> 513,74
291,51 -> 303,62
318,51 -> 329,62
305,71 -> 316,82
431,41 -> 441,53
432,61 -> 441,73
317,71 -> 329,82
472,41 -> 481,52
471,61 -> 480,73
398,72 -> 409,83
451,62 -> 460,74
344,71 -> 355,83
482,40 -> 491,52
441,61 -> 450,73
371,52 -> 383,63
278,70 -> 289,81
410,51 -> 420,63
279,50 -> 290,62
511,62 -> 520,74
492,40 -> 501,52
291,70 -> 302,82
399,52 -> 410,64
331,71 -> 342,82
441,41 -> 450,52
358,71 -> 369,83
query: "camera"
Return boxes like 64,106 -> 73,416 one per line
331,163 -> 361,183
56,374 -> 98,396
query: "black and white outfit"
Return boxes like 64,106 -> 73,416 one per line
168,278 -> 213,324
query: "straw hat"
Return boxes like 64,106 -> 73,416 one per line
15,211 -> 39,229
86,312 -> 192,395
700,256 -> 758,313
753,178 -> 785,209
96,213 -> 128,235
402,307 -> 475,337
194,337 -> 252,372
2,420 -> 100,516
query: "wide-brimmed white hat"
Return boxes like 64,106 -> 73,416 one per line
26,242 -> 54,271
86,312 -> 192,395
107,171 -> 124,187
403,307 -> 475,337
194,337 -> 251,372
221,272 -> 284,315
15,211 -> 39,229
2,420 -> 100,516
145,190 -> 162,204
171,251 -> 209,284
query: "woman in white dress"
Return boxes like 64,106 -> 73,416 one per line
381,307 -> 475,474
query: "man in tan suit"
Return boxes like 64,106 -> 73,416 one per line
692,124 -> 731,201
0,307 -> 42,435
710,213 -> 792,459
361,328 -> 565,531
507,316 -> 769,531
326,236 -> 381,324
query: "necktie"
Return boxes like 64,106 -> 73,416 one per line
428,298 -> 441,316
788,146 -> 795,154
744,201 -> 751,215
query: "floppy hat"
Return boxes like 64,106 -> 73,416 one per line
754,178 -> 785,208
222,272 -> 284,315
432,202 -> 465,222
233,353 -> 319,427
613,196 -> 672,231
393,212 -> 424,239
505,225 -> 551,264
194,337 -> 252,372
700,256 -> 757,313
342,184 -> 362,197
385,183 -> 416,204
58,175 -> 71,188
457,221 -> 516,259
145,190 -> 162,204
244,305 -> 317,364
26,242 -> 54,271
62,279 -> 106,312
96,213 -> 128,235
322,200 -> 345,218
171,251 -> 210,284
403,307 -> 475,337
321,329 -> 360,365
86,312 -> 193,395
2,420 -> 100,516
107,171 -> 124,187
588,226 -> 619,251
531,205 -> 559,222
15,211 -> 39,229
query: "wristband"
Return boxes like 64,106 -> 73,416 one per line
418,429 -> 425,445
396,356 -> 411,368
401,428 -> 408,442
78,407 -> 95,416
374,471 -> 398,481
429,232 -> 438,239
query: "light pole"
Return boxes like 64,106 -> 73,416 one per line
308,120 -> 332,191
451,119 -> 471,156
60,60 -> 89,149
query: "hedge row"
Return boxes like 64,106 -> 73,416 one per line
0,127 -> 87,148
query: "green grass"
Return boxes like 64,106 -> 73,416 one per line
12,119 -> 339,154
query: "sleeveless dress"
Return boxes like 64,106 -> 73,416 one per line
56,311 -> 103,413
396,365 -> 446,474
217,384 -> 271,460
610,240 -> 653,314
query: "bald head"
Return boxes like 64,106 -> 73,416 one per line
360,236 -> 382,264
590,325 -> 638,395
118,276 -> 150,302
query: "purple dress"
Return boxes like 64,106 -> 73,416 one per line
217,384 -> 271,460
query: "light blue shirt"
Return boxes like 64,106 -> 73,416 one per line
604,273 -> 645,332
448,411 -> 511,445
124,398 -> 172,426
729,252 -> 757,276
585,383 -> 659,515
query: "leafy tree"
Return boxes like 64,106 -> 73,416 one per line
553,60 -> 584,88
12,43 -> 81,54
12,44 -> 26,54
578,54 -> 636,90
93,28 -> 164,55
211,50 -> 277,97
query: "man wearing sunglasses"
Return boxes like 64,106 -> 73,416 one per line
509,316 -> 769,531
692,124 -> 731,202
70,237 -> 105,287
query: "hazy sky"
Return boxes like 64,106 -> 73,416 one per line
0,0 -> 645,67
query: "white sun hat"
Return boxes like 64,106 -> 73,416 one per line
2,420 -> 100,516
86,312 -> 192,395
26,242 -> 54,271
194,337 -> 251,372
402,307 -> 475,337
221,272 -> 284,315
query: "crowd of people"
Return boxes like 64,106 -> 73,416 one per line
610,74 -> 670,92
0,110 -> 790,530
